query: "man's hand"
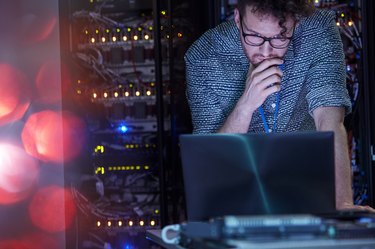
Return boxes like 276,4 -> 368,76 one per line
241,58 -> 284,114
338,202 -> 375,213
218,58 -> 283,133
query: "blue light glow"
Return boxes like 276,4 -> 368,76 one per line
119,125 -> 128,133
123,243 -> 133,249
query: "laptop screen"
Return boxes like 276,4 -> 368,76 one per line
179,132 -> 336,221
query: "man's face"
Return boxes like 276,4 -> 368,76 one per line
234,6 -> 295,66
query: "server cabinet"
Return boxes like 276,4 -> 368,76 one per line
60,0 -> 192,248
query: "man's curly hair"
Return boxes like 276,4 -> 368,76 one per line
237,0 -> 315,35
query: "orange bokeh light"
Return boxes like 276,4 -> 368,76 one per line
0,143 -> 39,205
0,64 -> 30,126
35,60 -> 71,104
28,185 -> 77,233
22,110 -> 86,163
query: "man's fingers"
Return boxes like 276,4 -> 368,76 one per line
338,203 -> 375,213
251,65 -> 283,86
262,84 -> 281,98
363,205 -> 375,213
252,58 -> 284,74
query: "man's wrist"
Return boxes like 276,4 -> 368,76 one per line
236,96 -> 256,117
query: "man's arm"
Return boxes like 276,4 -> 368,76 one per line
313,106 -> 374,211
218,101 -> 255,133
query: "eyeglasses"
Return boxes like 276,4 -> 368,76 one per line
239,15 -> 293,49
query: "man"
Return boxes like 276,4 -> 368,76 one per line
184,0 -> 374,211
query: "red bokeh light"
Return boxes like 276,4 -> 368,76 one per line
0,233 -> 59,249
28,185 -> 76,233
0,1 -> 57,44
22,110 -> 86,163
0,240 -> 29,249
20,12 -> 57,44
21,233 -> 60,249
0,187 -> 30,205
0,64 -> 30,126
35,60 -> 71,104
0,143 -> 39,204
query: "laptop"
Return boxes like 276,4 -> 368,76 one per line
179,131 -> 336,221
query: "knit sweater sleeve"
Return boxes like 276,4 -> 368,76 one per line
185,48 -> 226,134
304,10 -> 352,115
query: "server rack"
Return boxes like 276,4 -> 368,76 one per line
60,0 -> 192,248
